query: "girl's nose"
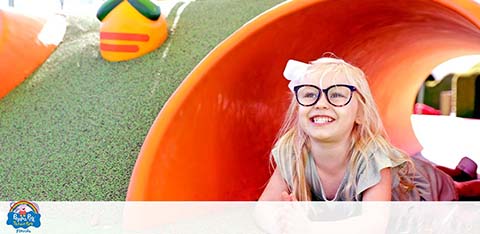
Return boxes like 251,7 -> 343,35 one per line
314,92 -> 330,109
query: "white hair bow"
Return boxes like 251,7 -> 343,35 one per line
283,59 -> 310,92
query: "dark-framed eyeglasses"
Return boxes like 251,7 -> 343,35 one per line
293,84 -> 357,107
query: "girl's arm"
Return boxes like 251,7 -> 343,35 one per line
361,167 -> 392,201
258,168 -> 290,201
255,168 -> 392,233
255,168 -> 294,233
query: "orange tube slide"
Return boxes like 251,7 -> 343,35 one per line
127,0 -> 480,200
0,10 -> 58,99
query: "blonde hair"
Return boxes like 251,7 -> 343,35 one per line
273,55 -> 413,201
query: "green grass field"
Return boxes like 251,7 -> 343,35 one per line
0,0 -> 283,200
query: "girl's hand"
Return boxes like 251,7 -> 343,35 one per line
281,191 -> 297,201
277,197 -> 312,234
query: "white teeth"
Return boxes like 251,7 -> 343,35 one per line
313,116 -> 334,124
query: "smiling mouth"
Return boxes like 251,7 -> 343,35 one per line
311,116 -> 335,124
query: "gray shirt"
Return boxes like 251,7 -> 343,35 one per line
272,146 -> 458,201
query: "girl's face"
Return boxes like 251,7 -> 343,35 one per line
296,72 -> 360,144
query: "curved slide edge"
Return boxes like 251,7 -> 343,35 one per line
0,9 -> 66,99
127,0 -> 480,200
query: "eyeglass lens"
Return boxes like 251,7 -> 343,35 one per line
297,85 -> 352,106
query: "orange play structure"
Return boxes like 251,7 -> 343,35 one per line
0,10 -> 60,99
97,0 -> 168,62
127,0 -> 480,200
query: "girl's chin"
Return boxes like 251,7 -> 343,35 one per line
307,132 -> 334,142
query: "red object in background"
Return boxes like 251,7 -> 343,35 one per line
127,0 -> 480,201
414,103 -> 442,115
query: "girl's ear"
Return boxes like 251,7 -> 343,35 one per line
355,116 -> 362,125
355,118 -> 360,125
355,105 -> 364,125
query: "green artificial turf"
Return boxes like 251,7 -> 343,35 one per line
0,0 -> 284,200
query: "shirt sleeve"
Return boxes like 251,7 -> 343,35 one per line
356,148 -> 407,198
271,147 -> 294,188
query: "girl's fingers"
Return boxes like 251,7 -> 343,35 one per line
281,191 -> 292,201
281,191 -> 298,201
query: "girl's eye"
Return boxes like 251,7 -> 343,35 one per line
330,92 -> 346,98
303,92 -> 317,99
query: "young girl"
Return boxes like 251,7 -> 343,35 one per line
259,55 -> 467,201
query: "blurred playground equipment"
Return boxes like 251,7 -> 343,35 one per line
124,0 -> 480,200
96,0 -> 168,62
452,67 -> 480,118
416,74 -> 452,115
417,64 -> 480,118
